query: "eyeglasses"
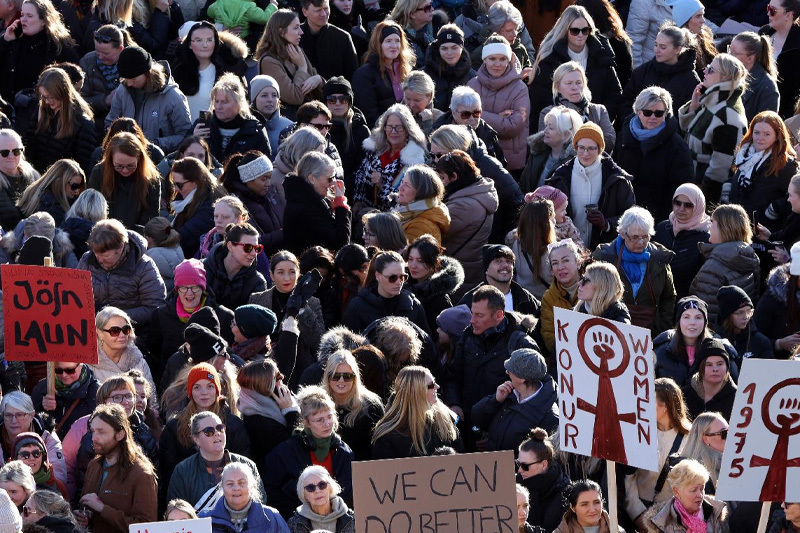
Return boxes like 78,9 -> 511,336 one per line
625,233 -> 650,243
415,3 -> 433,11
431,152 -> 447,161
767,4 -> 784,16
568,26 -> 591,36
0,148 -> 23,158
40,94 -> 58,103
103,324 -> 132,337
177,285 -> 203,295
331,372 -> 356,382
576,145 -> 599,153
110,393 -> 135,404
515,458 -> 546,471
310,122 -> 333,131
55,365 -> 80,375
190,37 -> 214,45
579,276 -> 591,286
384,125 -> 406,133
196,423 -> 226,437
231,242 -> 264,254
326,95 -> 349,104
426,380 -> 438,390
380,273 -> 407,283
69,181 -> 84,191
22,507 -> 39,518
173,180 -> 191,190
4,412 -> 32,421
113,163 -> 138,172
363,230 -> 375,239
705,65 -> 716,74
672,198 -> 694,209
459,109 -> 481,120
706,428 -> 728,440
640,109 -> 666,118
17,450 -> 42,460
304,481 -> 329,493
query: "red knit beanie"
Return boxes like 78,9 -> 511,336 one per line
187,363 -> 221,399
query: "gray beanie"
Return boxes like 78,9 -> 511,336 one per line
504,348 -> 547,383
250,75 -> 280,104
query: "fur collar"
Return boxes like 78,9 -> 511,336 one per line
362,138 -> 427,166
407,255 -> 465,300
767,263 -> 792,304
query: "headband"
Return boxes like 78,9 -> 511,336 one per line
238,155 -> 273,183
482,42 -> 512,60
437,31 -> 464,47
380,25 -> 402,42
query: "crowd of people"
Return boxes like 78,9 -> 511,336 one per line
0,0 -> 796,531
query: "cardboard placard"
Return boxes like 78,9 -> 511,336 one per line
1,264 -> 97,363
717,359 -> 800,502
554,308 -> 658,471
352,450 -> 517,533
129,518 -> 211,533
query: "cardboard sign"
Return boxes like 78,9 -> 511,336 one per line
129,518 -> 211,533
554,308 -> 657,471
352,450 -> 517,533
717,360 -> 800,502
1,265 -> 97,363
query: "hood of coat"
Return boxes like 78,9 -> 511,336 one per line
527,130 -> 577,159
316,326 -> 366,364
217,29 -> 248,61
766,263 -> 793,304
1,226 -> 75,263
362,137 -> 427,167
698,241 -> 759,272
475,60 -> 524,91
445,176 -> 499,212
407,255 -> 465,300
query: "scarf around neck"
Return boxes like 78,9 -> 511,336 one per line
171,187 -> 196,215
669,183 -> 711,236
304,428 -> 333,462
56,364 -> 89,394
615,234 -> 650,285
393,197 -> 439,222
673,497 -> 707,533
176,295 -> 207,322
734,142 -> 770,192
629,115 -> 665,141
237,388 -> 292,426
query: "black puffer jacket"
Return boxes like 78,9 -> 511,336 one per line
31,366 -> 100,440
0,31 -> 79,102
24,111 -> 98,174
754,264 -> 800,359
282,173 -> 351,255
432,112 -> 507,166
653,329 -> 740,387
351,53 -> 400,128
759,24 -> 800,118
203,242 -> 268,311
190,116 -> 271,165
0,167 -> 37,231
652,220 -> 710,300
336,397 -> 384,462
716,321 -> 773,361
682,373 -> 737,422
341,285 -> 430,335
424,45 -> 476,111
330,107 -> 371,193
619,49 -> 700,119
519,461 -> 570,533
406,256 -> 465,336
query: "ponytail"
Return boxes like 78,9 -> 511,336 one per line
732,32 -> 777,80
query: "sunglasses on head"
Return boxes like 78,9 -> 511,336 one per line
515,458 -> 545,471
304,481 -> 329,493
459,109 -> 481,120
673,198 -> 694,209
381,273 -> 407,283
416,3 -> 433,11
641,109 -> 666,118
326,95 -> 349,105
93,31 -> 117,44
568,26 -> 591,36
331,372 -> 356,382
103,324 -> 132,337
55,365 -> 80,375
0,148 -> 23,158
232,242 -> 264,254
197,423 -> 226,437
18,450 -> 42,460
706,428 -> 728,440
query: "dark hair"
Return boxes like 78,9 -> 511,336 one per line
50,62 -> 84,84
296,100 -> 332,124
100,117 -> 149,153
224,222 -> 259,243
565,480 -> 603,507
655,377 -> 691,435
172,22 -> 223,96
334,243 -> 370,284
176,136 -> 213,168
299,246 -> 335,274
471,285 -> 505,312
364,250 -> 405,287
93,24 -> 131,47
433,149 -> 480,188
403,234 -> 443,272
519,427 -> 554,462
352,345 -> 387,397
270,250 -> 300,273
780,0 -> 800,18
300,0 -> 327,8
221,150 -> 266,190
573,0 -> 631,44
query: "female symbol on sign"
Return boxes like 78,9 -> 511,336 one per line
574,318 -> 635,464
749,378 -> 800,502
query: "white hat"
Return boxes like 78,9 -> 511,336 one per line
0,489 -> 21,533
791,242 -> 800,276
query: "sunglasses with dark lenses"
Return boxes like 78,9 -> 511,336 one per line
304,481 -> 329,493
232,242 -> 264,254
427,380 -> 438,390
579,276 -> 591,286
706,428 -> 728,440
0,148 -> 23,157
94,31 -> 118,43
197,424 -> 226,437
311,122 -> 333,131
22,507 -> 38,518
18,450 -> 42,460
382,273 -> 407,283
459,109 -> 481,120
326,95 -> 349,105
515,459 -> 545,471
672,198 -> 694,209
416,3 -> 433,11
767,4 -> 782,16
640,109 -> 666,118
331,372 -> 356,382
568,26 -> 591,36
55,365 -> 80,375
103,324 -> 132,337
69,181 -> 84,191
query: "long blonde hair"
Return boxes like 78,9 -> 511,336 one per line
323,350 -> 383,426
18,158 -> 84,216
35,67 -> 93,138
371,366 -> 457,455
533,6 -> 596,81
575,261 -> 623,317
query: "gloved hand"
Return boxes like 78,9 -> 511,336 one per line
351,15 -> 368,42
586,209 -> 607,230
286,269 -> 323,317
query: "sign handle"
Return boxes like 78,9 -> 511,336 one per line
757,502 -> 771,533
43,257 -> 55,398
607,460 -> 619,532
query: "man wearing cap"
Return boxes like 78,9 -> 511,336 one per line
105,46 -> 192,152
547,122 -> 635,249
299,0 -> 359,80
459,244 -> 540,316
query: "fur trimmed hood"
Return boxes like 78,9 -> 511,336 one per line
527,130 -> 577,159
0,225 -> 75,264
315,326 -> 366,364
407,255 -> 465,301
767,263 -> 792,305
362,138 -> 427,167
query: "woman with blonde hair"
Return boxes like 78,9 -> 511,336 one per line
87,131 -> 160,228
170,157 -> 225,257
390,0 -> 435,67
91,306 -> 157,392
62,188 -> 107,258
195,194 -> 268,272
371,365 -> 461,459
143,217 -> 184,292
323,349 -> 384,461
21,489 -> 76,530
17,158 -> 85,225
575,260 -> 631,323
25,67 -> 97,174
0,129 -> 38,232
677,412 -> 727,491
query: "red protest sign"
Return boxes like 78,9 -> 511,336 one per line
1,265 -> 97,364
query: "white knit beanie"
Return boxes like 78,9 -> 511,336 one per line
0,489 -> 21,533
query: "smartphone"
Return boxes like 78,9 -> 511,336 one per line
751,210 -> 759,231
13,23 -> 22,39
333,179 -> 345,197
699,84 -> 708,95
199,110 -> 211,124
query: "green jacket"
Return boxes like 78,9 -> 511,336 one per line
207,0 -> 276,38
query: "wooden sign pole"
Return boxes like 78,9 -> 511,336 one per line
757,502 -> 771,533
607,460 -> 619,532
43,257 -> 55,398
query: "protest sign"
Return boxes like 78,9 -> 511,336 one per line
717,359 -> 800,503
554,308 -> 657,472
352,450 -> 516,533
129,518 -> 211,533
1,264 -> 97,364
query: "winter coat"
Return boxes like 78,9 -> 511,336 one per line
329,107 -> 370,191
24,112 -> 98,175
554,509 -> 621,533
0,417 -> 66,482
626,0 -> 676,68
86,165 -> 161,229
547,156 -> 636,250
242,407 -> 300,473
471,373 -> 559,451
530,33 -> 622,123
716,322 -> 774,361
742,62 -> 780,121
201,496 -> 289,533
769,516 -> 800,533
678,80 -> 748,186
31,366 -> 100,440
442,311 -> 538,418
145,244 -> 184,292
690,241 -> 760,325
442,177 -> 498,289
227,179 -> 283,255
0,31 -> 79,102
168,450 -> 263,506
620,49 -> 700,119
519,132 -> 576,194
642,496 -> 727,533
406,256 -> 465,335
282,173 -> 351,255
0,225 -> 78,268
61,216 -> 94,259
287,503 -> 354,533
371,414 -> 463,459
352,139 -> 427,211
653,330 -> 740,388
206,0 -> 276,39
351,53 -> 401,128
34,190 -> 68,227
592,240 -> 677,335
191,115 -> 271,166
613,116 -> 694,222
34,516 -> 76,533
653,221 -> 710,300
468,62 -> 530,170
336,398 -> 384,462
538,101 -> 616,152
105,62 -> 192,153
682,373 -> 737,422
432,112 -> 507,165
91,342 -> 157,394
519,460 -> 570,533
506,231 -> 551,300
397,202 -> 450,243
254,107 -> 294,160
577,300 -> 632,323
540,279 -> 579,356
171,31 -> 248,98
77,231 -> 167,328
759,24 -> 800,118
79,51 -> 118,118
0,167 -> 37,232
728,156 -> 798,221
203,242 -> 268,311
258,51 -> 319,118
264,432 -> 353,518
754,264 -> 800,359
341,285 -> 430,335
299,22 -> 359,80
424,45 -> 476,111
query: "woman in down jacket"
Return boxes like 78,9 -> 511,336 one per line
625,0 -> 673,67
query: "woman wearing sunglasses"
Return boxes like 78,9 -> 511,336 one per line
287,465 -> 354,533
680,338 -> 738,422
91,306 -> 157,391
16,158 -> 85,227
20,489 -> 76,531
322,350 -> 384,461
13,434 -> 67,499
170,157 -> 226,258
284,102 -> 345,179
0,129 -> 39,234
31,361 -> 99,442
574,261 -> 631,323
323,77 -> 371,192
762,0 -> 800,118
514,428 -> 569,533
390,0 -> 437,68
530,5 -> 622,126
203,222 -> 268,311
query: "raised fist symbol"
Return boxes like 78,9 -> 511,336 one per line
592,332 -> 615,361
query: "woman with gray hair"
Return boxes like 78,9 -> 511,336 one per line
392,165 -> 449,243
439,86 -> 505,164
352,104 -> 427,213
0,460 -> 36,509
271,126 -> 327,203
283,152 -> 351,255
287,465 -> 355,532
0,210 -> 79,268
592,205 -> 677,334
402,71 -> 444,135
613,86 -> 695,222
62,188 -> 108,258
520,105 -> 582,193
21,489 -> 77,530
469,1 -> 531,74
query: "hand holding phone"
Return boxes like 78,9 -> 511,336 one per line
333,179 -> 345,198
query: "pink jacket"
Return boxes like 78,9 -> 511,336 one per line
62,414 -> 90,501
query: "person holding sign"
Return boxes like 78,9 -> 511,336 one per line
31,361 -> 100,441
641,458 -> 728,533
574,261 -> 631,323
553,480 -> 619,533
287,465 -> 354,533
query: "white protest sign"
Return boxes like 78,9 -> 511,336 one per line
717,359 -> 800,502
554,308 -> 657,471
129,517 -> 212,533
